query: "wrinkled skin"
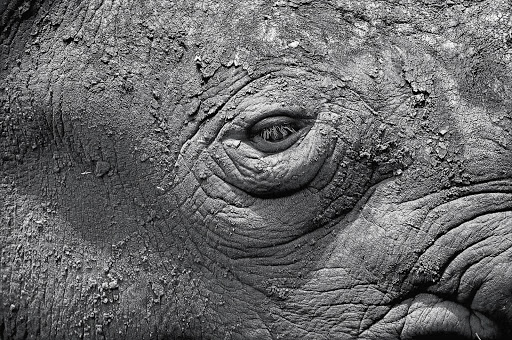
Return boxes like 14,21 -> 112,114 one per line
1,0 -> 512,339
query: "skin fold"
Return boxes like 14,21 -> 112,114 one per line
1,0 -> 512,339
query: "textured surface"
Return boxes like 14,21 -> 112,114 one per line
1,0 -> 512,339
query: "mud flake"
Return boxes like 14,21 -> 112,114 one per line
224,139 -> 240,148
439,126 -> 450,135
151,282 -> 165,302
108,280 -> 119,290
151,98 -> 160,109
436,142 -> 448,159
139,153 -> 150,162
94,161 -> 111,177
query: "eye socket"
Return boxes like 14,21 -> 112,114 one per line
247,115 -> 311,153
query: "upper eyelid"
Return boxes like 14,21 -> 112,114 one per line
249,115 -> 300,130
248,115 -> 314,135
255,123 -> 297,134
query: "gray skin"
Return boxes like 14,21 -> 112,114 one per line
1,0 -> 512,339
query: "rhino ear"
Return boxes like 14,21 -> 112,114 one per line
1,0 -> 41,36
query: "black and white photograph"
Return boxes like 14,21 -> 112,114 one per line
1,0 -> 512,339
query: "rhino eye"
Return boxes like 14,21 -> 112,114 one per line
248,115 -> 311,153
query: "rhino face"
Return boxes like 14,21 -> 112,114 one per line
1,0 -> 512,339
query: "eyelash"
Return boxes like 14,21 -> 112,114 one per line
259,125 -> 297,141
